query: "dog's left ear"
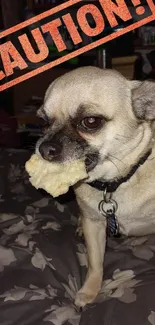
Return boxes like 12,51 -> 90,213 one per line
131,80 -> 155,121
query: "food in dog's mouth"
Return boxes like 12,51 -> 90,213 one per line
25,154 -> 88,198
85,154 -> 98,172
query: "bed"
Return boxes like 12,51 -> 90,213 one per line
0,148 -> 155,325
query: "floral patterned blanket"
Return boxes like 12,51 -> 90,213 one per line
0,149 -> 155,325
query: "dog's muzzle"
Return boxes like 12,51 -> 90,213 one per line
39,139 -> 99,173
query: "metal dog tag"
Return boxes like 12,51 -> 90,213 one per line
98,190 -> 119,236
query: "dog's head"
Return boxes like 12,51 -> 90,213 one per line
36,66 -> 155,182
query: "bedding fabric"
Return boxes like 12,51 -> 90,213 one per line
0,149 -> 155,325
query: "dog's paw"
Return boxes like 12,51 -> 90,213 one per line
75,291 -> 97,307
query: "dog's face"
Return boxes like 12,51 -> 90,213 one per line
36,67 -> 155,182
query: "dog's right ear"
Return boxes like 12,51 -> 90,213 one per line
131,80 -> 155,121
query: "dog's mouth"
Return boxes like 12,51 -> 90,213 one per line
85,153 -> 99,172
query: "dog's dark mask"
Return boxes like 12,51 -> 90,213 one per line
38,125 -> 99,172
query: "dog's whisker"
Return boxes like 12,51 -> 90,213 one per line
107,157 -> 121,175
108,155 -> 134,187
115,133 -> 131,141
87,156 -> 95,164
108,154 -> 127,167
115,133 -> 131,139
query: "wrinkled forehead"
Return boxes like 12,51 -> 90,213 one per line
43,71 -> 130,121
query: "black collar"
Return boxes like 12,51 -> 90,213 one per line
88,150 -> 152,193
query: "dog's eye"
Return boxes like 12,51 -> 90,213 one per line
80,116 -> 103,131
41,119 -> 52,134
40,116 -> 54,134
42,122 -> 50,134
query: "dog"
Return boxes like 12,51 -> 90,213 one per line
36,66 -> 155,307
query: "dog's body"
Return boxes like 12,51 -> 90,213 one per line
36,66 -> 155,307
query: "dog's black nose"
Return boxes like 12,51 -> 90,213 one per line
39,141 -> 61,161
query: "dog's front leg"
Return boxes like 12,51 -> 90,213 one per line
75,216 -> 106,307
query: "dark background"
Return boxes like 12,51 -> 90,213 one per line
0,0 -> 155,149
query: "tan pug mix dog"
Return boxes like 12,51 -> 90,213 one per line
36,66 -> 155,307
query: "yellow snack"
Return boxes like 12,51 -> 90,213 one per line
25,154 -> 88,198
